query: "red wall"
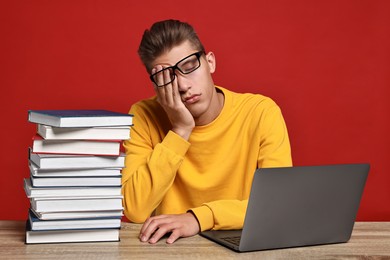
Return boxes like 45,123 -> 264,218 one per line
1,0 -> 389,221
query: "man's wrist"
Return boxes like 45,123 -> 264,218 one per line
162,131 -> 191,156
187,210 -> 201,233
188,205 -> 214,231
172,127 -> 193,141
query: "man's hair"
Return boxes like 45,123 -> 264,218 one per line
138,19 -> 205,73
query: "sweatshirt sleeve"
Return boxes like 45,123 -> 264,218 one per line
257,102 -> 292,168
190,200 -> 248,231
121,103 -> 190,223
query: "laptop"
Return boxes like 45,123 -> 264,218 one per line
200,163 -> 370,252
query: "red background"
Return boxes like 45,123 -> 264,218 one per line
0,1 -> 389,221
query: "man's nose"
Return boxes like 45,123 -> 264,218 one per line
176,73 -> 191,92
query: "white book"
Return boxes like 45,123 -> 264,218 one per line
29,149 -> 125,169
30,196 -> 123,212
29,162 -> 122,177
28,109 -> 133,127
24,179 -> 122,198
31,209 -> 123,220
37,124 -> 131,140
26,225 -> 120,244
30,175 -> 121,187
29,211 -> 122,230
32,135 -> 121,156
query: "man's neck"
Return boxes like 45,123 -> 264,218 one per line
194,88 -> 225,126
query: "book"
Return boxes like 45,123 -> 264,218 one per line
30,208 -> 123,220
28,210 -> 121,230
25,222 -> 120,244
37,124 -> 131,140
29,162 -> 122,177
32,135 -> 122,156
29,149 -> 125,169
25,109 -> 130,244
28,109 -> 133,128
30,175 -> 122,187
30,196 -> 123,212
24,178 -> 122,198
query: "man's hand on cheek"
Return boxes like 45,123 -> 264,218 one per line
139,213 -> 201,244
152,65 -> 195,140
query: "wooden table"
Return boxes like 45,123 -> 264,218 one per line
1,221 -> 390,259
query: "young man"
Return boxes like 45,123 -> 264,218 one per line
122,19 -> 292,244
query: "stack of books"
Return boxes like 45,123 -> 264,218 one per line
24,110 -> 133,244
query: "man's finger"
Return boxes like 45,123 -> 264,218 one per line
139,217 -> 159,241
154,65 -> 164,87
162,68 -> 174,104
148,225 -> 171,244
166,230 -> 181,244
171,77 -> 181,103
139,215 -> 171,242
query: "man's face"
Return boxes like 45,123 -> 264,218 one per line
151,40 -> 218,121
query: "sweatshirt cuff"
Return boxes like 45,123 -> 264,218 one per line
161,130 -> 191,156
189,205 -> 214,231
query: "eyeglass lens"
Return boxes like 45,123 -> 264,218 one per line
151,52 -> 201,87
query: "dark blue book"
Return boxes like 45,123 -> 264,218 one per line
28,210 -> 122,231
28,110 -> 133,127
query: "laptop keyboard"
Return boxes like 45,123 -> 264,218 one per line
221,236 -> 241,246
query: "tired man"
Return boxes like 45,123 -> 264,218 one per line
122,19 -> 292,244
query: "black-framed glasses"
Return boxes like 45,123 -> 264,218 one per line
150,51 -> 204,87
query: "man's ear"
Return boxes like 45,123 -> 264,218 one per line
205,52 -> 216,73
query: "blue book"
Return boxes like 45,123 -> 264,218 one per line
28,210 -> 122,231
28,110 -> 133,127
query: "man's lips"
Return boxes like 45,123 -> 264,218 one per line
183,94 -> 201,104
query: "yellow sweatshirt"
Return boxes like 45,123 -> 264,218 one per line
122,86 -> 292,231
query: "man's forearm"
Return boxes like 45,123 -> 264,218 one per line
122,131 -> 191,222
